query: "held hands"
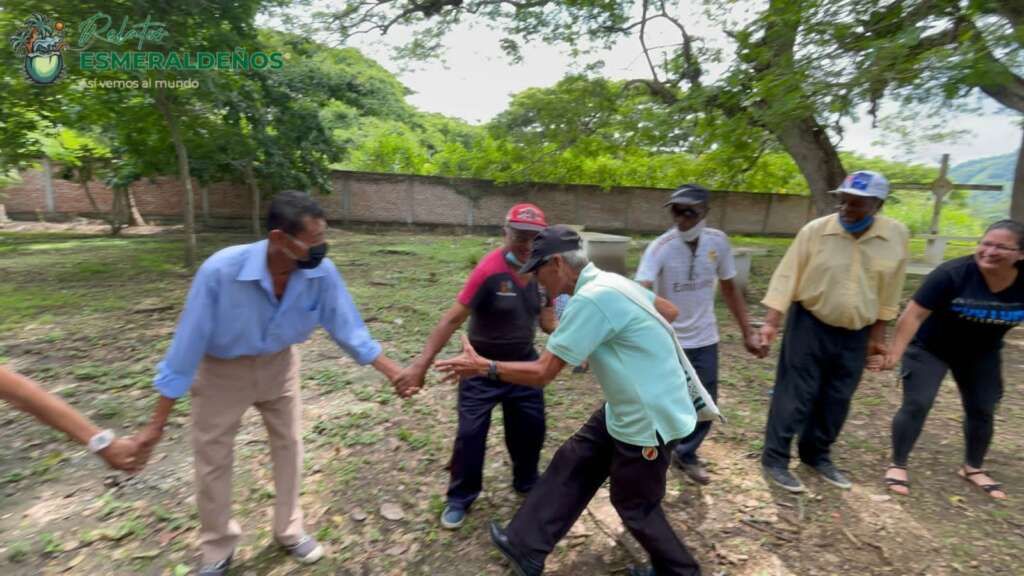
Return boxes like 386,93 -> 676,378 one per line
434,335 -> 488,384
867,352 -> 900,372
758,323 -> 778,357
744,330 -> 767,358
130,425 -> 164,470
97,436 -> 143,473
865,339 -> 894,373
392,364 -> 425,398
98,426 -> 163,474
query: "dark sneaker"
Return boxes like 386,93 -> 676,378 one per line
489,522 -> 543,576
674,455 -> 711,485
198,554 -> 232,576
440,504 -> 466,529
763,465 -> 805,493
812,462 -> 852,489
282,534 -> 324,564
627,565 -> 657,576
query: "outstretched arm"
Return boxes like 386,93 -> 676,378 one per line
394,302 -> 472,394
1,365 -> 141,472
435,335 -> 568,388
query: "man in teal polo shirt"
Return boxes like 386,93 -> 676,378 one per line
436,225 -> 702,576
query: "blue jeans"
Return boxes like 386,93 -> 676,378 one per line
673,344 -> 719,465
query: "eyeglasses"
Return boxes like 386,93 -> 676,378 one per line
978,241 -> 1021,253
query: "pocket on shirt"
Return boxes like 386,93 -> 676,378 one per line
296,299 -> 321,332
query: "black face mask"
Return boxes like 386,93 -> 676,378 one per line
296,243 -> 328,269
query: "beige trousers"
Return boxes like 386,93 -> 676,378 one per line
191,347 -> 304,564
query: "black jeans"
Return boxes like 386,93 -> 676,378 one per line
673,344 -> 719,465
506,406 -> 702,576
447,349 -> 545,509
762,303 -> 870,469
890,342 -> 1003,468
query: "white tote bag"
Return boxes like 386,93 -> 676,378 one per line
602,275 -> 724,423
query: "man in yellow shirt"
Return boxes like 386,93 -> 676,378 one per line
758,171 -> 909,493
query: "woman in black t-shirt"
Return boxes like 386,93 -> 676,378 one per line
871,220 -> 1023,498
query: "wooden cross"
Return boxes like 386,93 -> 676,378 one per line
890,154 -> 1004,265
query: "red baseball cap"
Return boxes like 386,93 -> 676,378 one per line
505,203 -> 547,232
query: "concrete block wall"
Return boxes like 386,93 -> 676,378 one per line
2,166 -> 813,235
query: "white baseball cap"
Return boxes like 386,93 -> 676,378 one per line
832,170 -> 889,200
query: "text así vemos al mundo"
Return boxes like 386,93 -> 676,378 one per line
80,50 -> 284,71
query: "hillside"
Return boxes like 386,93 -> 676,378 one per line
951,151 -> 1017,222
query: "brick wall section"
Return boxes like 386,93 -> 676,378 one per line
3,167 -> 813,235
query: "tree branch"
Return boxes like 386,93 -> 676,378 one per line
638,0 -> 661,84
622,78 -> 678,105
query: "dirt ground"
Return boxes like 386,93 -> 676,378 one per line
0,222 -> 1021,576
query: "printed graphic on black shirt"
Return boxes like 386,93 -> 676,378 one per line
950,298 -> 1024,326
913,256 -> 1024,353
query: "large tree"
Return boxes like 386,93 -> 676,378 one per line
322,0 -> 878,214
838,0 -> 1023,220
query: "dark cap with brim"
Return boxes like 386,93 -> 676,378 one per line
519,224 -> 582,274
663,183 -> 710,207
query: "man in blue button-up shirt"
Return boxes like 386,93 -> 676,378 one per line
133,191 -> 410,576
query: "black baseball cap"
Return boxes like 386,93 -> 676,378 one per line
519,224 -> 582,274
663,184 -> 710,207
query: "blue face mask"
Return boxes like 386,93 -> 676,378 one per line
505,251 -> 523,268
841,215 -> 874,234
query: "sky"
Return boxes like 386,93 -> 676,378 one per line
337,14 -> 1021,169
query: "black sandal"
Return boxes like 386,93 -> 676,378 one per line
884,465 -> 910,493
959,467 -> 1005,497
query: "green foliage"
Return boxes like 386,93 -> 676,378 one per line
884,191 -> 984,236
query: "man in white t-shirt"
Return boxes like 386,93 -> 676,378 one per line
636,183 -> 765,485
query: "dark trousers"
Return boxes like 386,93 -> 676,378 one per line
447,349 -> 545,509
891,342 -> 1003,468
762,303 -> 870,469
506,407 -> 702,576
674,344 -> 719,465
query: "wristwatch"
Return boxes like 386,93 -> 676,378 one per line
88,429 -> 115,453
487,361 -> 498,380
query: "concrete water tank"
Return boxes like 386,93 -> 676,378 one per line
581,231 -> 631,275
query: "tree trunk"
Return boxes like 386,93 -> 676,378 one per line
200,183 -> 210,225
80,178 -> 103,216
110,189 -> 126,235
155,87 -> 197,269
243,162 -> 261,238
750,1 -> 845,218
1012,131 -> 1024,222
127,189 -> 147,226
773,116 -> 846,216
40,156 -> 55,212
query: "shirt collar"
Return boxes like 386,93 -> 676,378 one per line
236,239 -> 328,282
573,262 -> 600,293
823,213 -> 889,241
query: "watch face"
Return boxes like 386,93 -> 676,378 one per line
89,430 -> 114,452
